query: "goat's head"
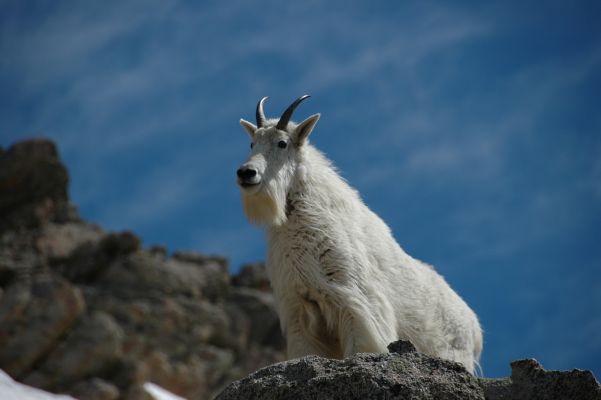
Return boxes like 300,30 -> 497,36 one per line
237,95 -> 320,226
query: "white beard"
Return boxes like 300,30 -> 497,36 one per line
241,187 -> 287,227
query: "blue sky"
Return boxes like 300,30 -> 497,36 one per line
2,0 -> 600,378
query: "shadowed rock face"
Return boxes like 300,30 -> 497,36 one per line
0,139 -> 285,400
1,139 -> 599,400
0,139 -> 73,231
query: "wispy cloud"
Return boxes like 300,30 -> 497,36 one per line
96,156 -> 203,230
298,9 -> 491,92
2,0 -> 600,378
354,40 -> 601,188
2,0 -> 495,231
2,1 -> 177,89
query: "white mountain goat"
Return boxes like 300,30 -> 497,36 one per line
236,95 -> 483,374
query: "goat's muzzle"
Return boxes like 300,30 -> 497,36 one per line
237,165 -> 261,190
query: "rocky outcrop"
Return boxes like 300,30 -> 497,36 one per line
217,340 -> 601,400
2,138 -> 599,400
0,139 -> 285,399
0,139 -> 74,231
217,341 -> 484,400
482,358 -> 601,400
0,276 -> 85,377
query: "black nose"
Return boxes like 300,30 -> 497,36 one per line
237,166 -> 257,180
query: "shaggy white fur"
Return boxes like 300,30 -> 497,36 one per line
237,101 -> 483,374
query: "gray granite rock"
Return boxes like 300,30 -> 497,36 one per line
479,358 -> 601,400
217,340 -> 601,400
217,340 -> 485,400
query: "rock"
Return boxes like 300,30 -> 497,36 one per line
217,340 -> 601,400
0,229 -> 43,287
97,250 -> 227,301
54,231 -> 140,283
0,276 -> 85,377
480,358 -> 601,400
93,295 -> 235,358
172,250 -> 230,301
148,245 -> 168,258
0,139 -> 73,231
212,344 -> 285,398
231,263 -> 271,292
217,340 -> 485,400
387,340 -> 417,355
36,222 -> 105,260
22,312 -> 124,390
172,250 -> 228,270
121,349 -> 230,400
70,378 -> 120,400
0,138 -> 287,400
99,231 -> 141,257
227,287 -> 284,348
143,382 -> 187,400
0,369 -> 76,400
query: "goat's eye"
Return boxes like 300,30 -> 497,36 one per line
250,142 -> 254,149
278,140 -> 287,149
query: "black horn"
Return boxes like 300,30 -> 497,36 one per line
256,96 -> 268,128
276,95 -> 310,131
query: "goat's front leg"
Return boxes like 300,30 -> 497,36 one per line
338,308 -> 389,358
286,324 -> 324,359
284,299 -> 342,359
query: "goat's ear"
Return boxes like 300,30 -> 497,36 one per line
240,119 -> 257,139
294,113 -> 320,145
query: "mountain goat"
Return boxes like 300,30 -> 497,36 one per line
236,95 -> 483,373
